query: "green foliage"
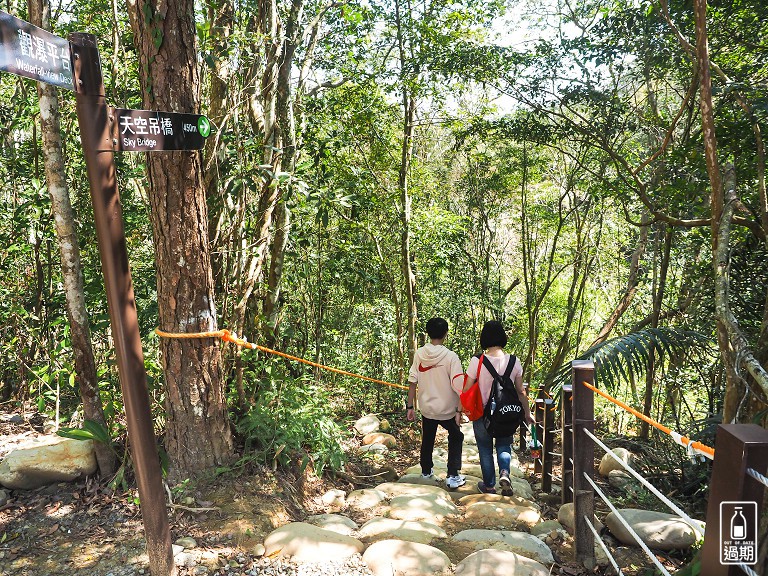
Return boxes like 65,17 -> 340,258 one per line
552,328 -> 715,393
57,419 -> 113,447
234,372 -> 347,476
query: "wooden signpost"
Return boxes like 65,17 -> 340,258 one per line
1,10 -> 212,576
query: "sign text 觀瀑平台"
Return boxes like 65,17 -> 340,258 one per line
0,11 -> 73,90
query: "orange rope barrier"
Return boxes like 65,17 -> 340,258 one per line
580,380 -> 715,459
154,328 -> 409,390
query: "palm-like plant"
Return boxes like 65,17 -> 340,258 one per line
550,327 -> 715,395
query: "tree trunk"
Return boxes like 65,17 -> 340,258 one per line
693,0 -> 742,421
640,225 -> 672,438
591,212 -> 650,347
126,0 -> 234,478
28,0 -> 116,477
399,96 -> 418,365
395,0 -> 418,365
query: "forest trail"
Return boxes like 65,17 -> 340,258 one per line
256,419 -> 553,575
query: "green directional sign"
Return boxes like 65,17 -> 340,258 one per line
111,108 -> 212,152
197,115 -> 211,138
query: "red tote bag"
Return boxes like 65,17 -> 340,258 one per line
460,354 -> 485,421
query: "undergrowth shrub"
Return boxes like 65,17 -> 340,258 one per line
234,374 -> 346,476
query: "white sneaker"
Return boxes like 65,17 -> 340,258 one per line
421,469 -> 435,479
446,475 -> 466,489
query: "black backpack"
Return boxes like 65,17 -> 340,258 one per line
481,355 -> 524,438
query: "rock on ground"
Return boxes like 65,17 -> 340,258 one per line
386,493 -> 459,522
362,539 -> 451,576
263,522 -> 364,562
362,433 -> 397,448
354,415 -> 381,436
374,482 -> 448,498
321,489 -> 346,511
305,514 -> 359,535
452,529 -> 554,565
463,501 -> 541,530
604,509 -> 700,551
356,517 -> 447,544
346,489 -> 387,511
530,520 -> 564,536
0,436 -> 97,489
455,549 -> 551,576
608,469 -> 635,489
557,502 -> 604,535
598,448 -> 635,477
458,493 -> 539,510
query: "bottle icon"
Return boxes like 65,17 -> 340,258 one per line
731,507 -> 747,540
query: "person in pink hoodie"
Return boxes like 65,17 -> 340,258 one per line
406,318 -> 467,489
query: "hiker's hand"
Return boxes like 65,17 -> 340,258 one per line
525,413 -> 535,426
455,412 -> 463,425
406,407 -> 415,422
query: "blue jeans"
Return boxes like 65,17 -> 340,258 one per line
473,418 -> 513,487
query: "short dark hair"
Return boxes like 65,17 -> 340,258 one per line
480,320 -> 508,349
425,317 -> 449,339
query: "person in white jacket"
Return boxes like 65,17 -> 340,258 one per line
406,318 -> 466,489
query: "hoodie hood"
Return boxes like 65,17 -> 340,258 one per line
417,343 -> 452,365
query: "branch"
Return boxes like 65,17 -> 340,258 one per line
633,71 -> 699,175
714,165 -> 768,400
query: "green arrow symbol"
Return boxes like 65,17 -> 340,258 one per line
198,116 -> 211,138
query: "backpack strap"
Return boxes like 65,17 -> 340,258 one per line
503,355 -> 517,379
481,355 -> 500,378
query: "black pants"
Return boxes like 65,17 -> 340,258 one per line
421,415 -> 464,477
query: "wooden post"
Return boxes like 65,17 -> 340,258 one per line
519,383 -> 528,452
69,33 -> 175,576
701,424 -> 768,575
562,383 -> 573,505
542,398 -> 555,493
534,398 -> 545,474
572,360 -> 595,569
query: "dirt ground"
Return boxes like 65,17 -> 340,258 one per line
0,408 -> 691,575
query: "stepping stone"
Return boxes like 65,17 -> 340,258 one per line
397,473 -> 443,487
558,502 -> 604,535
403,461 -> 447,475
321,489 -> 346,511
452,529 -> 554,564
598,448 -> 635,476
354,414 -> 381,436
386,492 -> 459,522
460,462 -> 526,480
363,432 -> 396,448
604,509 -> 699,550
435,444 -> 481,463
459,493 -> 540,510
362,539 -> 451,576
455,549 -> 551,576
346,488 -> 387,511
374,482 -> 449,498
263,522 -> 364,562
463,501 -> 541,530
305,514 -> 358,535
356,517 -> 447,544
508,477 -> 534,500
530,520 -> 564,536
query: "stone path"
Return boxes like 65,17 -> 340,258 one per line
260,418 -> 553,576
